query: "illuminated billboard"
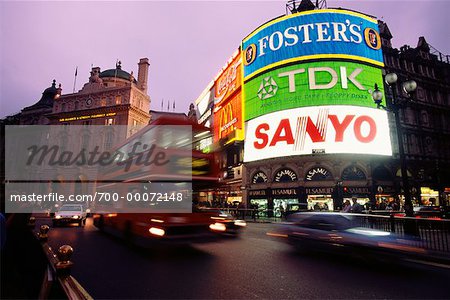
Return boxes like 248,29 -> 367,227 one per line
244,61 -> 384,121
195,82 -> 214,128
213,51 -> 244,143
215,53 -> 242,105
242,9 -> 383,80
244,105 -> 392,162
213,92 -> 244,143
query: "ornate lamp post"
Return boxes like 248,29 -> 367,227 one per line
372,73 -> 417,217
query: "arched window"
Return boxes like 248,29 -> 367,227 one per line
273,168 -> 297,183
304,166 -> 333,181
341,166 -> 366,180
252,171 -> 268,184
372,166 -> 393,181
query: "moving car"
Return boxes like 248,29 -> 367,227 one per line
413,206 -> 449,219
53,204 -> 87,227
268,212 -> 430,261
93,212 -> 229,247
196,208 -> 247,236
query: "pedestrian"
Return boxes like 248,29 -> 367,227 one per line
279,204 -> 285,219
314,202 -> 320,211
350,197 -> 363,213
342,200 -> 351,213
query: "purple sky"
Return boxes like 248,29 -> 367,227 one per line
1,1 -> 449,118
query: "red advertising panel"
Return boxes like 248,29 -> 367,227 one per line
213,50 -> 244,143
213,92 -> 243,143
214,52 -> 242,106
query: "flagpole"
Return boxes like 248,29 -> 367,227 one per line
73,66 -> 78,94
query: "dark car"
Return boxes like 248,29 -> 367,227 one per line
268,212 -> 431,262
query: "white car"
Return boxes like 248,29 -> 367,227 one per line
53,204 -> 87,227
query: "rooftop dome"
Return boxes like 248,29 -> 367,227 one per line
99,61 -> 137,83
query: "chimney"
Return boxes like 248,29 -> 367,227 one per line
137,58 -> 150,93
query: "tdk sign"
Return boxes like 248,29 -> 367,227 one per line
242,9 -> 383,80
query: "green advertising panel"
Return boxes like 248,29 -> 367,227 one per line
244,61 -> 384,121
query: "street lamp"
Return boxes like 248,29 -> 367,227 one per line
372,73 -> 417,217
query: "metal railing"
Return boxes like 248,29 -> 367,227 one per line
33,220 -> 93,300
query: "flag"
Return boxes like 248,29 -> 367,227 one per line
173,101 -> 175,111
75,66 -> 78,77
161,99 -> 164,110
167,100 -> 170,111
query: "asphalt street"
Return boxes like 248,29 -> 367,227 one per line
36,218 -> 450,299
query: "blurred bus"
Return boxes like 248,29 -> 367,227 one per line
92,114 -> 227,246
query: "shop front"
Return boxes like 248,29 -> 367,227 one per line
420,186 -> 439,206
374,185 -> 396,209
248,189 -> 269,217
305,187 -> 334,211
271,187 -> 304,217
343,187 -> 371,209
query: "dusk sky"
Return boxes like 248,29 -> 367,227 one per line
1,0 -> 449,118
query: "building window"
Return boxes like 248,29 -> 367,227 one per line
101,98 -> 106,106
74,101 -> 79,110
61,103 -> 66,112
116,96 -> 122,105
421,110 -> 429,126
424,137 -> 434,154
104,131 -> 114,150
81,134 -> 90,150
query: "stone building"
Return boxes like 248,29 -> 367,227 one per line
378,21 -> 450,206
48,58 -> 150,132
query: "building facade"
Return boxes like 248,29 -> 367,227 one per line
193,5 -> 450,214
378,22 -> 450,206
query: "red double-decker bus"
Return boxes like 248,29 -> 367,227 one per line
92,114 -> 228,246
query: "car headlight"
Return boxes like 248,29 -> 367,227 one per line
209,222 -> 227,232
86,209 -> 91,213
72,215 -> 79,219
149,227 -> 165,237
234,220 -> 247,227
55,215 -> 62,219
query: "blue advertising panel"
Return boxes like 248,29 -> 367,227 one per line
242,9 -> 383,80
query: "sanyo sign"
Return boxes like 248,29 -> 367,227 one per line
244,105 -> 392,162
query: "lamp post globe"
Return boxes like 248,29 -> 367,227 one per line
385,73 -> 398,85
403,79 -> 417,94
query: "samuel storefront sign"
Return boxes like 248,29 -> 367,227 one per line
305,167 -> 333,181
252,171 -> 268,184
274,168 -> 298,182
305,187 -> 334,195
244,105 -> 392,162
243,61 -> 384,121
242,9 -> 383,80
